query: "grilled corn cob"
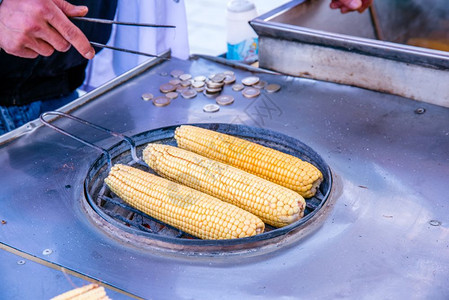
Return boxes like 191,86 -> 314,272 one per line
175,125 -> 323,198
143,144 -> 305,227
105,164 -> 264,239
51,284 -> 110,300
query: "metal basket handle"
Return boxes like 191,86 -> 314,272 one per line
40,111 -> 143,169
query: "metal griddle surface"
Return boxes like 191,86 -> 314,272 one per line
0,57 -> 448,299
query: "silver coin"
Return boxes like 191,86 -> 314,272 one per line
242,76 -> 260,86
211,73 -> 226,83
254,80 -> 267,89
170,69 -> 184,78
141,93 -> 154,101
203,104 -> 220,113
179,73 -> 192,81
232,83 -> 245,91
205,86 -> 222,93
223,74 -> 236,85
192,81 -> 205,88
180,80 -> 192,87
265,83 -> 281,93
169,79 -> 181,86
203,90 -> 219,98
166,92 -> 179,100
206,80 -> 224,89
176,86 -> 189,93
223,70 -> 235,76
216,95 -> 235,106
153,96 -> 171,107
194,75 -> 206,82
160,83 -> 176,93
242,87 -> 261,98
195,87 -> 205,92
181,89 -> 198,99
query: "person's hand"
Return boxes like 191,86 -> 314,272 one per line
330,0 -> 373,13
0,0 -> 95,59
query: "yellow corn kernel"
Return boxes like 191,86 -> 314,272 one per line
51,284 -> 110,300
143,144 -> 305,228
105,164 -> 264,240
174,125 -> 323,198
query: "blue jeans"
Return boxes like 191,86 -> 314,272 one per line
0,91 -> 79,135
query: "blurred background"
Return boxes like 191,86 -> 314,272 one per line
185,0 -> 290,56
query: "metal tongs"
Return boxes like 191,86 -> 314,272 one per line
40,111 -> 146,170
368,4 -> 384,41
73,16 -> 176,58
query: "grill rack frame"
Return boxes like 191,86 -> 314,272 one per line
84,123 -> 332,249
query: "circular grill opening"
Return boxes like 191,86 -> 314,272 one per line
84,123 -> 332,255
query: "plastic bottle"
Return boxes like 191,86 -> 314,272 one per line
226,0 -> 259,63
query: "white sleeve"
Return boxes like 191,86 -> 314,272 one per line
84,0 -> 189,90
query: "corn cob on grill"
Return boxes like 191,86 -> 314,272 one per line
105,164 -> 265,239
51,284 -> 110,300
143,144 -> 305,228
174,125 -> 323,198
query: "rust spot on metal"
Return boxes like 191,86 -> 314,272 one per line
299,71 -> 312,77
62,163 -> 75,170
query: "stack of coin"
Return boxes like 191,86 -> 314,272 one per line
142,69 -> 282,108
154,72 -> 199,101
192,77 -> 206,92
204,73 -> 225,98
223,71 -> 236,85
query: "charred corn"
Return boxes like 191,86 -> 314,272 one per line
143,144 -> 305,228
174,125 -> 323,198
105,164 -> 265,239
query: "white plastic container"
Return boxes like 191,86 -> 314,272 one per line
226,0 -> 259,63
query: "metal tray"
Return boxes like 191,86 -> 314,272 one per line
1,56 -> 448,299
251,0 -> 449,107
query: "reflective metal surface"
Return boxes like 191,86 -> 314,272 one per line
0,56 -> 448,299
252,0 -> 449,107
0,249 -> 127,299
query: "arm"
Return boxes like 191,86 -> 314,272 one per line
0,0 -> 95,59
330,0 -> 373,13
